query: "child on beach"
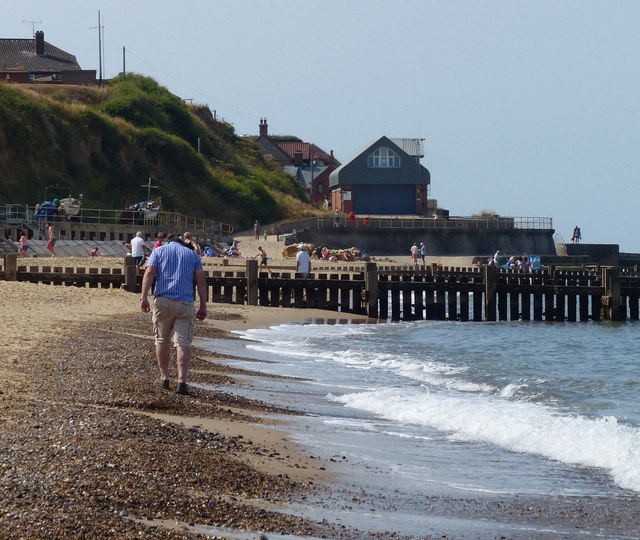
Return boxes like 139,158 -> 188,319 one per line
256,246 -> 270,272
18,232 -> 29,257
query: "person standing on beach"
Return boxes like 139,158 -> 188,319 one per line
46,223 -> 56,257
253,220 -> 260,240
126,231 -> 148,274
182,232 -> 202,255
419,242 -> 427,267
18,232 -> 29,257
410,242 -> 419,265
296,244 -> 311,276
139,235 -> 207,395
153,233 -> 166,249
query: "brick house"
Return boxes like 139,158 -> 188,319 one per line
254,118 -> 339,203
329,136 -> 431,215
0,31 -> 96,85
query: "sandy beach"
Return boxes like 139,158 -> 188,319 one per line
3,255 -> 640,539
0,263 -> 377,539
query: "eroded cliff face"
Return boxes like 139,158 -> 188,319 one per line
0,77 -> 307,229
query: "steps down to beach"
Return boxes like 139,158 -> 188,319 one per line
9,239 -> 141,259
232,233 -> 286,260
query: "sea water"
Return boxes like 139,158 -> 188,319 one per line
199,319 -> 640,515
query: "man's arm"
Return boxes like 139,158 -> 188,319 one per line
139,266 -> 156,312
194,269 -> 207,320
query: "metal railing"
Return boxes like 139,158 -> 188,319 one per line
1,204 -> 234,236
316,215 -> 553,230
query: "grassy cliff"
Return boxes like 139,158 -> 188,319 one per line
0,75 -> 309,228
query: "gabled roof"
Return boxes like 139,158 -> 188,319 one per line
284,165 -> 329,189
0,38 -> 81,71
277,141 -> 334,165
329,135 -> 430,187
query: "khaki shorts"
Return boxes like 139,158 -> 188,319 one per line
152,296 -> 195,347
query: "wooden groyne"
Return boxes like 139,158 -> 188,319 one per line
2,254 -> 638,322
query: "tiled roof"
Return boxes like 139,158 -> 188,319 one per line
277,142 -> 334,164
0,38 -> 81,71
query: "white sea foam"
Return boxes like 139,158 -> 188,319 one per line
236,324 -> 496,394
226,320 -> 640,494
331,387 -> 640,492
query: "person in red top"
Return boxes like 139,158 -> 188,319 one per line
348,211 -> 356,225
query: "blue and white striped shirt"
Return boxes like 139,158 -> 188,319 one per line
147,241 -> 203,302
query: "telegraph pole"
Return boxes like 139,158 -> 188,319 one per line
90,11 -> 104,84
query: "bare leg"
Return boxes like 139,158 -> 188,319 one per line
155,343 -> 171,380
176,346 -> 192,383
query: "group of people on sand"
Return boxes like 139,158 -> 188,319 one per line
410,242 -> 428,266
308,245 -> 367,262
125,231 -> 203,274
17,223 -> 57,258
476,250 -> 532,270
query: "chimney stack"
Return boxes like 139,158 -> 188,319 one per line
259,118 -> 268,136
35,31 -> 45,55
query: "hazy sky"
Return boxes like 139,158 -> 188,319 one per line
5,1 -> 639,251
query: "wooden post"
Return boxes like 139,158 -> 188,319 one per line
484,265 -> 497,321
364,262 -> 379,319
124,255 -> 137,293
402,275 -> 414,320
246,259 -> 258,306
603,267 -> 623,321
5,253 -> 18,281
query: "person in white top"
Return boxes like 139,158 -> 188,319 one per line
126,231 -> 148,273
410,242 -> 419,265
295,244 -> 311,275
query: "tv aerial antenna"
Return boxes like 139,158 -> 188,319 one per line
22,20 -> 42,38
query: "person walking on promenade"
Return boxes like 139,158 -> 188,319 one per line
333,210 -> 340,228
46,223 -> 56,257
572,226 -> 582,244
410,242 -> 419,265
139,234 -> 208,395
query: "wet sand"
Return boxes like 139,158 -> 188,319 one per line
3,257 -> 640,539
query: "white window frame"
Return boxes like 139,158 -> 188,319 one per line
367,146 -> 400,168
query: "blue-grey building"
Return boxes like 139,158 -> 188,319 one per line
329,136 -> 430,215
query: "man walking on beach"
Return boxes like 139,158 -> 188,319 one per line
139,235 -> 207,395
